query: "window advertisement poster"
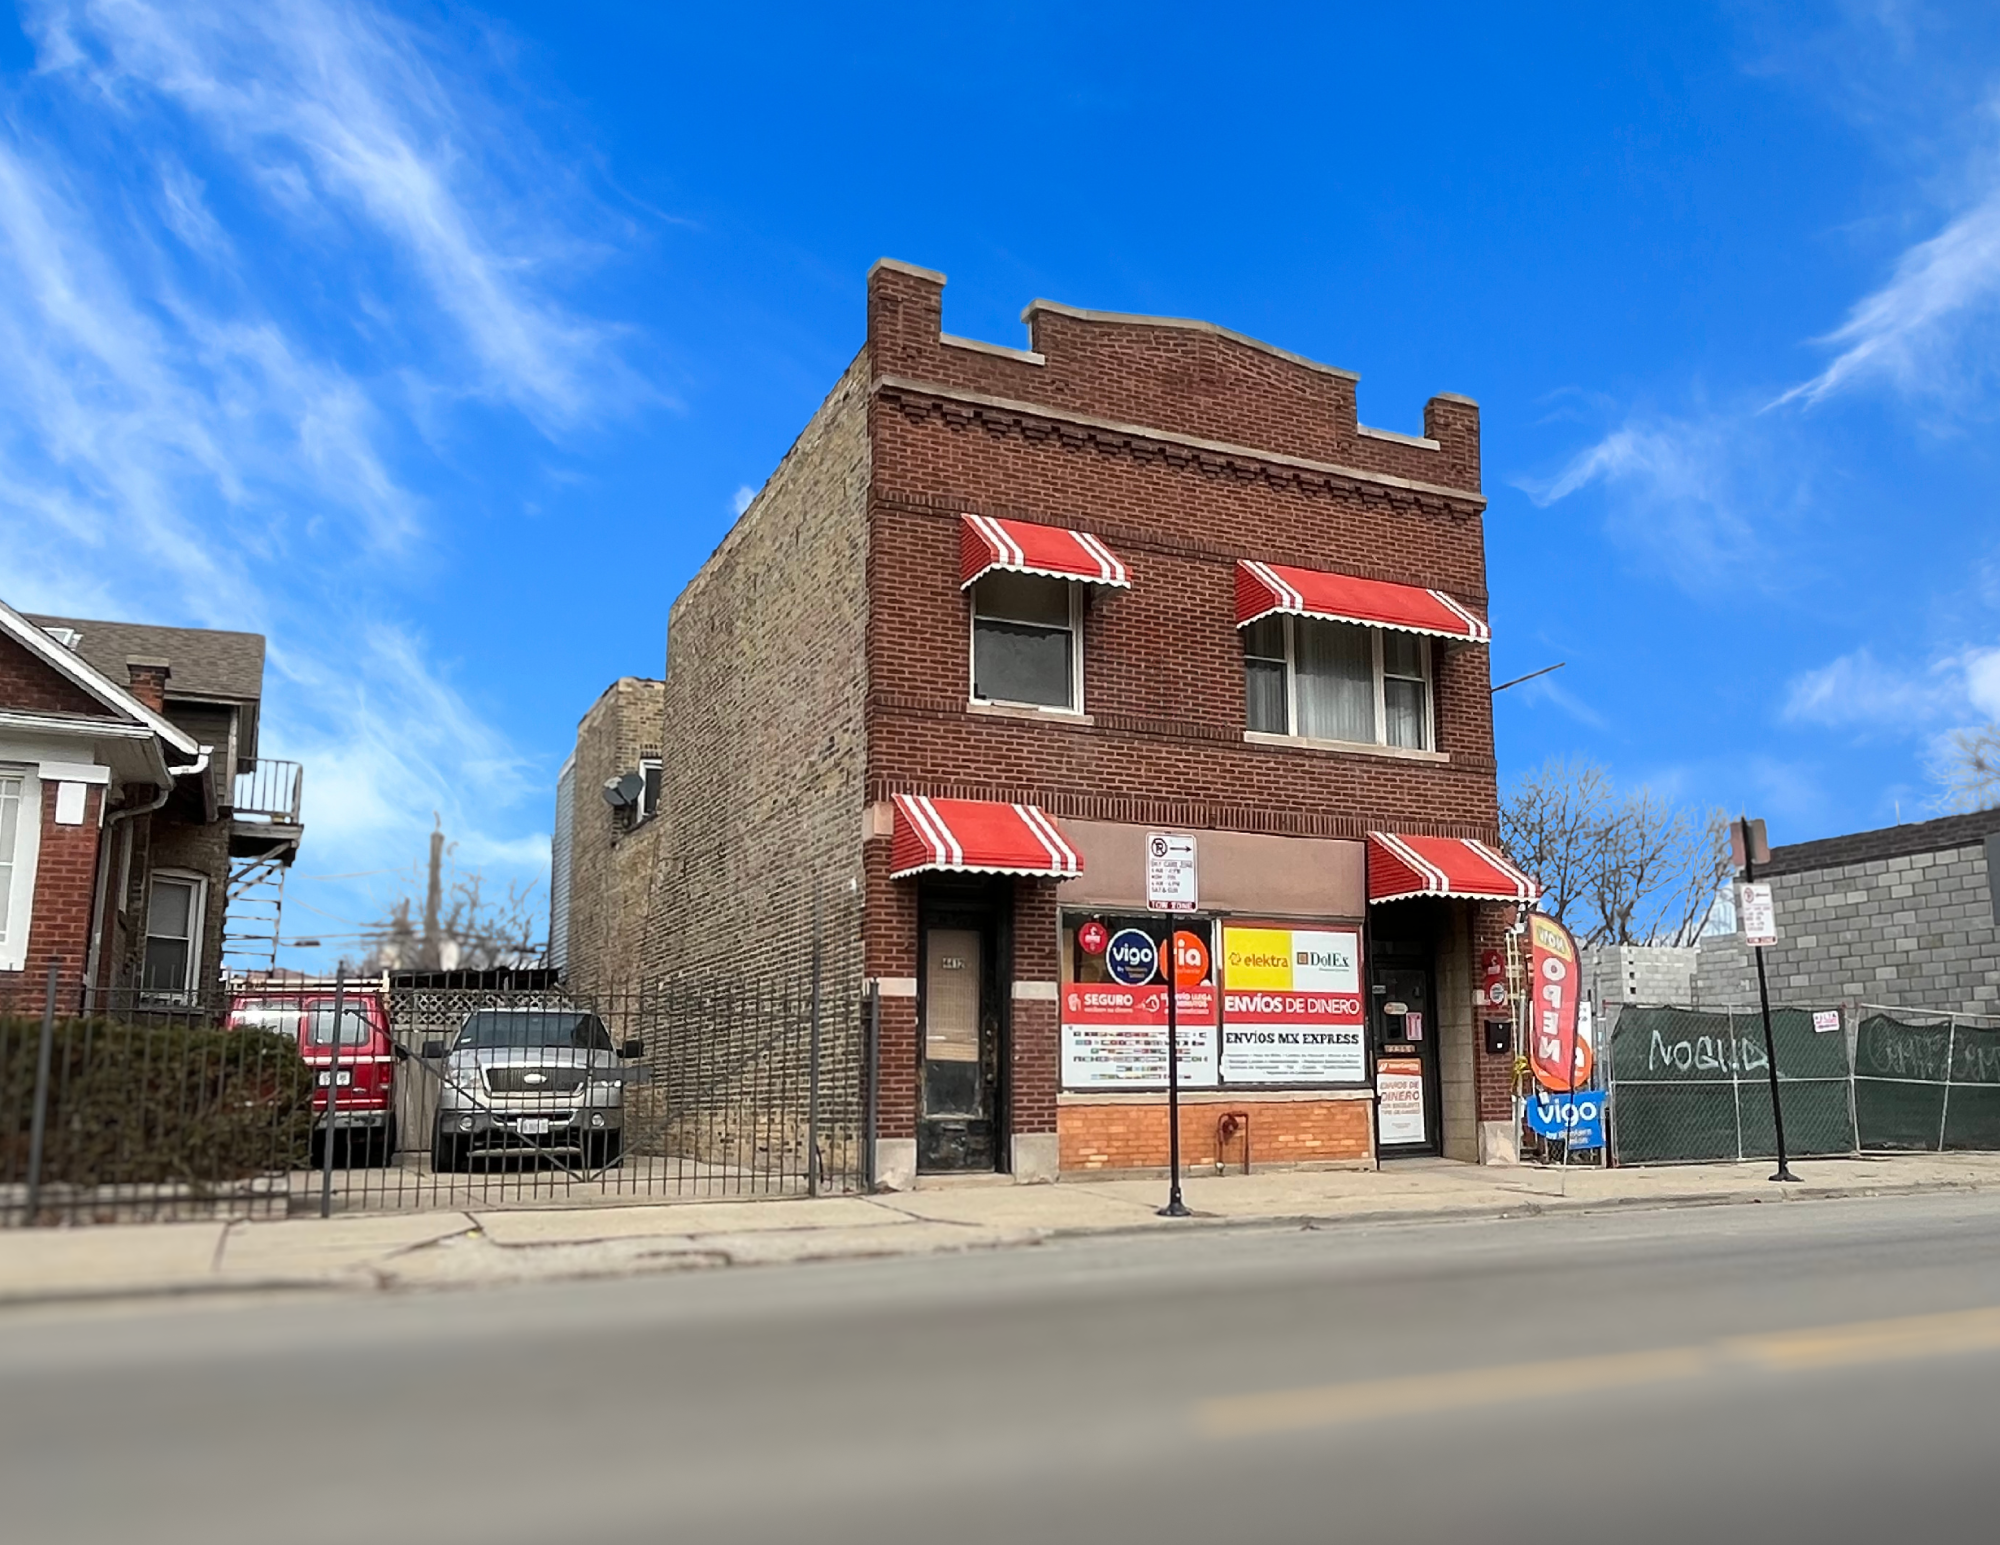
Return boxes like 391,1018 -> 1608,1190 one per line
1376,1056 -> 1427,1144
1219,924 -> 1367,1083
1059,983 -> 1219,1088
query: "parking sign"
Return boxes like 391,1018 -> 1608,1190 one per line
1146,832 -> 1198,912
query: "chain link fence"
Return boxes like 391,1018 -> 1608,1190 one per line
1852,1009 -> 2000,1152
1604,1004 -> 1857,1165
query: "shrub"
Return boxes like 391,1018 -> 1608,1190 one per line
0,1016 -> 316,1190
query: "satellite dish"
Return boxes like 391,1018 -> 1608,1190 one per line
602,772 -> 644,809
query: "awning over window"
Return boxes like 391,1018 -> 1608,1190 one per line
890,794 -> 1083,880
960,515 -> 1131,590
1236,560 -> 1489,642
1367,832 -> 1537,904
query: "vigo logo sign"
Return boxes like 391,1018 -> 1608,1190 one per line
1104,928 -> 1160,987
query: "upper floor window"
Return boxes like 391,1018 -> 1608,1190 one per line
971,572 -> 1081,712
638,757 -> 663,822
1243,616 -> 1433,751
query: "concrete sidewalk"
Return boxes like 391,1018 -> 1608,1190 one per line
4,1154 -> 1997,1306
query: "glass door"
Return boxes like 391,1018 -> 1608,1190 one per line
1372,961 -> 1440,1156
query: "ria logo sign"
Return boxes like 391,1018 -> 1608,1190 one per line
1104,928 -> 1160,986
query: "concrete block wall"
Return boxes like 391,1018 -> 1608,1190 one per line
1694,815 -> 2000,1017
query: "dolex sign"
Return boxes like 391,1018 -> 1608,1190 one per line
1104,928 -> 1160,987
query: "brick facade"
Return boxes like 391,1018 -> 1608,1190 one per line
562,677 -> 666,1000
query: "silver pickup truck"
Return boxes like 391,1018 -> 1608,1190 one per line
423,1008 -> 642,1172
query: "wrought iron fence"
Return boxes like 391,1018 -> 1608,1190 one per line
0,966 -> 868,1226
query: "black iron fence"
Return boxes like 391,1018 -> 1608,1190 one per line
0,967 -> 871,1226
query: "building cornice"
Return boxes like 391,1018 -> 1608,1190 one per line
1019,299 -> 1363,384
872,375 -> 1486,512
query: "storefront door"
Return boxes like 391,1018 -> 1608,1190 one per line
1371,959 -> 1440,1156
918,907 -> 1004,1172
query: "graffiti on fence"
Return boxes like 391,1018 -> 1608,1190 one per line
1646,1026 -> 1769,1076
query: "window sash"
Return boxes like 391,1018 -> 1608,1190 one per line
0,775 -> 20,943
1243,619 -> 1433,751
142,876 -> 203,997
969,576 -> 1082,711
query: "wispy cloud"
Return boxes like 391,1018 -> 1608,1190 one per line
1774,177 -> 2000,408
731,483 -> 760,515
1515,410 -> 1796,593
1782,644 -> 2000,730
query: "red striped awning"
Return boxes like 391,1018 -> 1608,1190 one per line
960,515 -> 1130,589
890,795 -> 1083,880
1236,560 -> 1489,642
1367,832 -> 1537,904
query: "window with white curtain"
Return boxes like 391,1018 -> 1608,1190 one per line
1241,618 -> 1434,751
970,572 -> 1081,711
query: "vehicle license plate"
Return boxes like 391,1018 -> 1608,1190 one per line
316,1071 -> 353,1086
517,1117 -> 551,1135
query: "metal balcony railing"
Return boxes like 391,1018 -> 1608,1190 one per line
232,758 -> 304,824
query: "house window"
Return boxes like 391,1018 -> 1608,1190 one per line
1242,618 -> 1434,751
970,572 -> 1080,711
638,758 -> 663,822
142,872 -> 206,997
0,772 -> 32,971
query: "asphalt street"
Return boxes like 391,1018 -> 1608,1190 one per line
4,1191 -> 2000,1544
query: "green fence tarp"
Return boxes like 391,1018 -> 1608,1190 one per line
1854,1016 -> 2000,1152
1607,1006 -> 1856,1166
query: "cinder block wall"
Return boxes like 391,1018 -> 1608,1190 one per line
1694,811 -> 2000,1016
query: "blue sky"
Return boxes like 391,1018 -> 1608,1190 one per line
2,1 -> 1997,971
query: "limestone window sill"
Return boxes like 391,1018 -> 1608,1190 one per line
968,701 -> 1096,727
1243,730 -> 1449,764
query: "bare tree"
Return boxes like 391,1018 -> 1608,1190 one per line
1502,759 -> 1729,947
343,817 -> 543,975
1936,723 -> 2000,812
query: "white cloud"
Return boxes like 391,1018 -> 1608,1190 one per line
1782,644 -> 2000,730
1515,411 -> 1786,593
25,0 -> 644,432
731,483 -> 760,515
1775,179 -> 2000,409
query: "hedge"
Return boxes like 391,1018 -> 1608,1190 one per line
0,1016 -> 316,1190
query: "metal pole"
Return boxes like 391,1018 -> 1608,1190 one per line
24,961 -> 59,1224
807,885 -> 822,1198
1745,821 -> 1798,1183
1158,921 -> 1189,1218
864,980 -> 881,1192
319,967 -> 347,1218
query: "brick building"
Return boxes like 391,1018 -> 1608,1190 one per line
563,259 -> 1534,1187
0,597 -> 301,1011
1696,809 -> 2000,1017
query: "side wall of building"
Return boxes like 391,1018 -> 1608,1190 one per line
643,354 -> 873,995
563,679 -> 665,1001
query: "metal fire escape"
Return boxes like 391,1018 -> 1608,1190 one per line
224,759 -> 305,977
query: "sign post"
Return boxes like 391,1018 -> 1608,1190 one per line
1736,816 -> 1797,1183
1147,832 -> 1197,1218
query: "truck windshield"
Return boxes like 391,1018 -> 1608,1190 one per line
455,1011 -> 614,1052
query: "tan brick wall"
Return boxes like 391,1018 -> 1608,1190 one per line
1058,1097 -> 1372,1172
562,677 -> 666,1000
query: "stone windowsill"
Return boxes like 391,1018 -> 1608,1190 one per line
1243,730 -> 1449,764
969,700 -> 1096,727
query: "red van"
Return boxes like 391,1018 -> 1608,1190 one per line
227,987 -> 401,1166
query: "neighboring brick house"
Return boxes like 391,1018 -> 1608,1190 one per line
1696,809 -> 2000,1017
0,597 -> 302,1012
565,259 -> 1533,1187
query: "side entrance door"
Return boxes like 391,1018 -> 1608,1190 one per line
919,922 -> 1003,1172
1371,959 -> 1441,1157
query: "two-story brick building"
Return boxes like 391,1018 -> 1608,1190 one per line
564,259 -> 1534,1188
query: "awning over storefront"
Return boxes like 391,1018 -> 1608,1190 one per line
1367,832 -> 1537,904
890,794 -> 1084,880
1235,560 -> 1489,642
960,515 -> 1131,589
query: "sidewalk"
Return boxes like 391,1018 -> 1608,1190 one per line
4,1154 -> 1997,1306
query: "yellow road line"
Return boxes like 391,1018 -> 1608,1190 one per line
1199,1304 -> 2000,1438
